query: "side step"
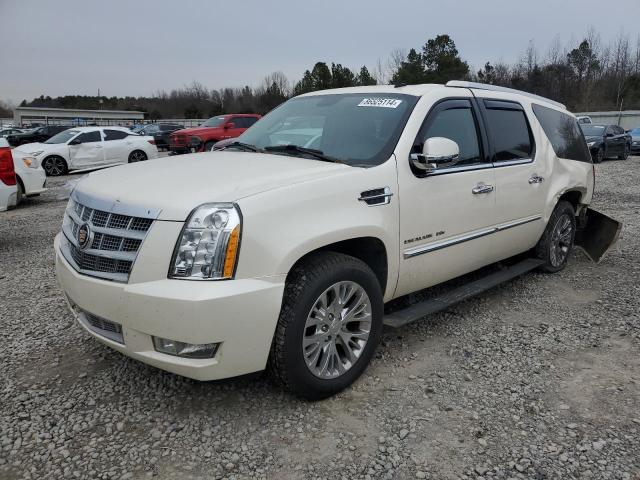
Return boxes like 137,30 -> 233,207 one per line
383,258 -> 544,328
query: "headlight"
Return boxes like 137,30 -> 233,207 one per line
30,150 -> 44,157
22,157 -> 38,168
170,203 -> 241,280
587,141 -> 596,147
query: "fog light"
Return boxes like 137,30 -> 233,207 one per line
152,337 -> 220,359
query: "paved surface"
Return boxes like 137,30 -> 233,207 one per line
1,156 -> 639,480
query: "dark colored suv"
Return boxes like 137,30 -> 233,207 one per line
139,124 -> 184,150
169,114 -> 261,154
7,125 -> 70,147
580,124 -> 632,163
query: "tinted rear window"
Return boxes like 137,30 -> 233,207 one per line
483,101 -> 534,162
533,104 -> 591,163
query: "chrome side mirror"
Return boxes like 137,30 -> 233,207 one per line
410,137 -> 460,173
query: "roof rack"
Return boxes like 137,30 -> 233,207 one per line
446,81 -> 566,110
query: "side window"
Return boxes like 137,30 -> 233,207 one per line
104,129 -> 129,141
613,126 -> 624,135
244,117 -> 258,127
414,99 -> 483,169
605,126 -> 614,136
75,131 -> 101,143
231,118 -> 245,128
482,101 -> 534,162
532,104 -> 591,163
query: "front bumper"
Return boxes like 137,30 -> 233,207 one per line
54,234 -> 286,380
17,167 -> 47,195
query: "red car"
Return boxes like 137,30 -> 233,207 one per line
169,114 -> 261,154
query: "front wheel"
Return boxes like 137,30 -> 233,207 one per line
128,150 -> 147,163
594,147 -> 604,163
42,156 -> 68,176
535,201 -> 576,273
618,145 -> 629,160
268,252 -> 383,400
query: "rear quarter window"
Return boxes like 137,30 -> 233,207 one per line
532,104 -> 591,163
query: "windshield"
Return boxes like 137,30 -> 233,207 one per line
201,116 -> 226,128
142,125 -> 160,134
629,128 -> 640,135
580,125 -> 605,136
45,130 -> 79,144
238,93 -> 418,167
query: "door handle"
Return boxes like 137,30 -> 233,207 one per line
472,183 -> 494,194
529,174 -> 544,184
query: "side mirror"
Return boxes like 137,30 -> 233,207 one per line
68,139 -> 81,145
410,137 -> 460,173
605,133 -> 614,138
224,122 -> 235,129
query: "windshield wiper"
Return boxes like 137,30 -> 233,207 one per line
222,141 -> 262,152
264,144 -> 343,164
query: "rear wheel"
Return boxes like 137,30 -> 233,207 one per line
268,252 -> 383,400
535,201 -> 576,273
42,156 -> 68,176
128,150 -> 147,163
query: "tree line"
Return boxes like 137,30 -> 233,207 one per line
14,30 -> 640,119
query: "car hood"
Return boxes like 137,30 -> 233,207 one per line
172,127 -> 219,136
13,142 -> 51,154
584,136 -> 603,142
74,151 -> 351,221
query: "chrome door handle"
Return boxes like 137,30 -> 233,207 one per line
472,183 -> 494,194
529,174 -> 544,184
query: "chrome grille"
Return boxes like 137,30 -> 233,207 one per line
60,192 -> 159,282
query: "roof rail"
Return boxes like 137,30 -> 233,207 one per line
446,81 -> 566,110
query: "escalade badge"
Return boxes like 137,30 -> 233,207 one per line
77,223 -> 92,250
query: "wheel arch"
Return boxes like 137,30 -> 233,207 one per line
286,236 -> 389,297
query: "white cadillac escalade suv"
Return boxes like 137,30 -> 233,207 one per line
55,82 -> 619,399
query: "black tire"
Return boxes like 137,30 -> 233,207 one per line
618,145 -> 629,160
593,147 -> 604,163
535,201 -> 576,273
268,252 -> 384,400
128,150 -> 147,163
16,179 -> 24,205
42,156 -> 68,176
204,141 -> 216,152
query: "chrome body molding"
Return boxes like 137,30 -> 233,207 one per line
404,215 -> 542,259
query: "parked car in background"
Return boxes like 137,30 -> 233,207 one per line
580,124 -> 631,163
1,128 -> 24,138
6,125 -> 70,147
0,138 -> 17,211
12,149 -> 47,205
576,116 -> 592,124
139,123 -> 184,150
8,125 -> 69,146
169,114 -> 261,154
628,127 -> 640,153
12,126 -> 158,176
54,82 -> 619,399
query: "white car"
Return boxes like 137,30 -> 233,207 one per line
0,138 -> 18,211
13,126 -> 158,176
55,82 -> 620,400
12,150 -> 47,205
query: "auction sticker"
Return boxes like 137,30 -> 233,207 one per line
357,98 -> 403,108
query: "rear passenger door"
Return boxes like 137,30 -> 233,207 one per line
102,129 -> 130,164
480,99 -> 547,259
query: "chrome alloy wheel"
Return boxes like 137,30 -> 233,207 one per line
43,157 -> 66,176
549,213 -> 573,267
129,151 -> 147,162
302,281 -> 372,379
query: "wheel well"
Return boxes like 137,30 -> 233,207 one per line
16,174 -> 24,192
558,190 -> 582,212
291,237 -> 388,295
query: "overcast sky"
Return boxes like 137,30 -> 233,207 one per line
1,0 -> 639,104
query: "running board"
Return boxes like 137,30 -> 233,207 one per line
383,258 -> 545,328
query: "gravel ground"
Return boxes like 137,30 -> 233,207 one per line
1,157 -> 639,480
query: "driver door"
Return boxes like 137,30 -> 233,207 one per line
395,98 -> 497,297
68,130 -> 104,169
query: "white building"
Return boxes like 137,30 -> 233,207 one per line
13,107 -> 145,127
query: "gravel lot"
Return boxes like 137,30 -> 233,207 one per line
1,156 -> 639,480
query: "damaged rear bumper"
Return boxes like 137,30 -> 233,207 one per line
575,208 -> 622,263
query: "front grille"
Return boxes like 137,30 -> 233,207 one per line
60,193 -> 158,282
82,311 -> 124,344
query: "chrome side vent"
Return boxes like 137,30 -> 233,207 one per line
358,186 -> 393,206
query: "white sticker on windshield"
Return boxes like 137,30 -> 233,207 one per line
357,98 -> 403,109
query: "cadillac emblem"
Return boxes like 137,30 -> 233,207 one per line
77,223 -> 92,250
